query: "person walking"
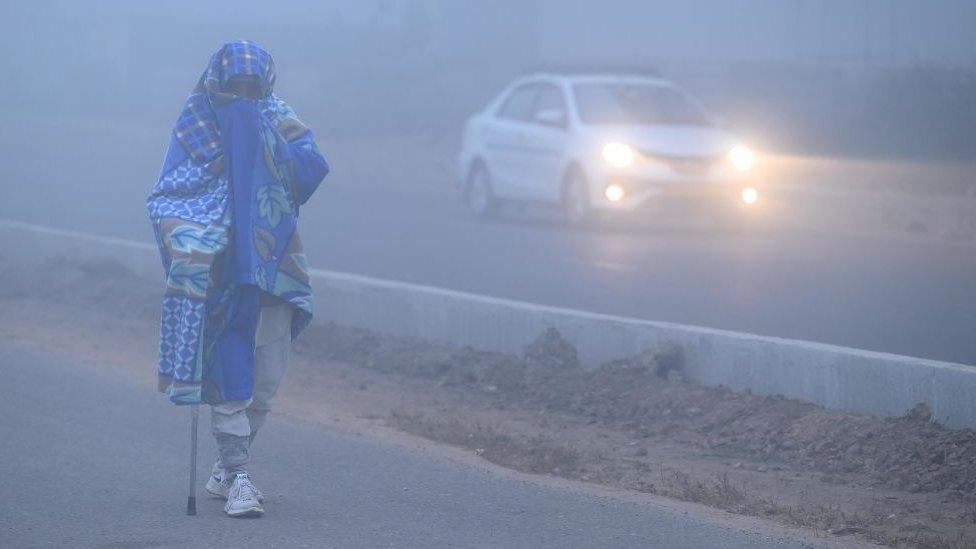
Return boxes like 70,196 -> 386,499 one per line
147,40 -> 329,517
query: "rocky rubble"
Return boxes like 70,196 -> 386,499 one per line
299,322 -> 976,496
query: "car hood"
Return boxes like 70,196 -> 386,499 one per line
583,125 -> 737,158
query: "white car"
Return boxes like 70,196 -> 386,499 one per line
457,71 -> 760,226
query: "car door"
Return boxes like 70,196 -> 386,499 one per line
519,84 -> 569,202
483,83 -> 540,199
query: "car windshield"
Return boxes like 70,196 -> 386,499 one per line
573,83 -> 712,126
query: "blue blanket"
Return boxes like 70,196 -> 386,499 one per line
147,41 -> 329,404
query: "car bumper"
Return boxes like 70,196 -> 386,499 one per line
590,175 -> 761,215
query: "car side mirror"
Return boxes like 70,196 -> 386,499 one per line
534,109 -> 566,129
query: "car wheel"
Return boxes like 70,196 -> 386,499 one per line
465,164 -> 498,220
562,170 -> 591,226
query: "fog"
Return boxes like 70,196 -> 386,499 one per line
4,3 -> 976,542
4,1 -> 976,155
1,1 -> 975,364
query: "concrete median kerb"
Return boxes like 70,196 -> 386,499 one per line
3,218 -> 974,428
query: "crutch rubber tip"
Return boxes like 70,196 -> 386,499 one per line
187,496 -> 197,516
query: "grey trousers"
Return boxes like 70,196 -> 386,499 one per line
211,302 -> 292,475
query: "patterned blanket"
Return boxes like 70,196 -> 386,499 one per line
147,41 -> 328,405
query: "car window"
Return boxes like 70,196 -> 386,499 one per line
533,85 -> 566,124
572,83 -> 711,126
497,84 -> 539,122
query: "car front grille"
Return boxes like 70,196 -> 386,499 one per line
638,150 -> 724,176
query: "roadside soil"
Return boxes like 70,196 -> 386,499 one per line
3,255 -> 976,548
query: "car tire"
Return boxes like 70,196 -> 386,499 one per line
562,170 -> 591,226
465,163 -> 498,220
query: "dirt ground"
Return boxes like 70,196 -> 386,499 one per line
3,256 -> 976,548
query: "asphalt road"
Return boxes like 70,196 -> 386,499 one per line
0,343 -> 855,549
300,176 -> 976,366
2,120 -> 974,365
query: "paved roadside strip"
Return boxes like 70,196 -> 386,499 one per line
0,342 -> 861,549
2,218 -> 975,428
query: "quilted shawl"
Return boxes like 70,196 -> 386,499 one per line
147,41 -> 325,404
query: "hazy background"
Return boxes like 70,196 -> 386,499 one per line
3,0 -> 975,157
1,1 -> 974,364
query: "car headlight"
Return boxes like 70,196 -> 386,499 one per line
602,142 -> 636,168
604,183 -> 625,202
740,187 -> 759,204
728,145 -> 755,171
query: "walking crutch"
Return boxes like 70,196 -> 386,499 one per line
187,404 -> 200,515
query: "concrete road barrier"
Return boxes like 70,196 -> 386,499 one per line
3,218 -> 975,428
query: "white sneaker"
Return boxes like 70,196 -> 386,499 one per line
224,473 -> 264,518
206,460 -> 263,502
